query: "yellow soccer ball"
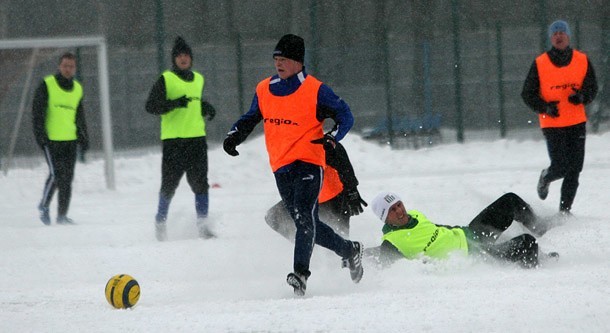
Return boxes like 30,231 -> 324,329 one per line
105,274 -> 140,309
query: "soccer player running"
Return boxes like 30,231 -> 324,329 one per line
521,20 -> 598,214
146,36 -> 217,241
223,34 -> 363,296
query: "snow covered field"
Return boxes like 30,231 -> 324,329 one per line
1,131 -> 609,332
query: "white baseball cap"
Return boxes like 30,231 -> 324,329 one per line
371,192 -> 402,222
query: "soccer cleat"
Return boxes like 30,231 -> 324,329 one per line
56,216 -> 76,225
286,272 -> 307,296
537,169 -> 550,200
155,222 -> 167,241
342,241 -> 364,283
38,204 -> 50,226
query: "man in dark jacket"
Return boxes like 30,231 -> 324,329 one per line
32,52 -> 88,225
521,20 -> 598,213
146,36 -> 217,241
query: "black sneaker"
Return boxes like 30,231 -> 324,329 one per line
342,241 -> 364,283
38,204 -> 50,226
286,272 -> 307,296
537,169 -> 550,200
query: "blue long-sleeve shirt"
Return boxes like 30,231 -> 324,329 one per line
228,69 -> 354,144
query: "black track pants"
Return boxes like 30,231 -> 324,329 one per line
40,141 -> 77,217
542,122 -> 586,211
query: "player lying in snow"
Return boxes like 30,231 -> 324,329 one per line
365,192 -> 556,268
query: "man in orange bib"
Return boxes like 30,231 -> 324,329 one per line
521,20 -> 598,214
223,34 -> 363,296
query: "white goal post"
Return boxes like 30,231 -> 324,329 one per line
0,36 -> 115,190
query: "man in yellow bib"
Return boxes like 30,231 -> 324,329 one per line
521,20 -> 598,214
146,37 -> 216,241
368,192 -> 555,268
32,52 -> 89,225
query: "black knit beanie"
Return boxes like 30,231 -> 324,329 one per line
273,34 -> 305,63
172,36 -> 193,60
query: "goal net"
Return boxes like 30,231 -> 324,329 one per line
0,36 -> 115,189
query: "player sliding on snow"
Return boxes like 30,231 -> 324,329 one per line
367,192 -> 558,268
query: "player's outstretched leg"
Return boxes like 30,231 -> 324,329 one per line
342,241 -> 364,283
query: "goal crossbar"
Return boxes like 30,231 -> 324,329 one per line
0,36 -> 115,190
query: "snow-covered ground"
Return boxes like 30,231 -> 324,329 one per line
1,131 -> 609,332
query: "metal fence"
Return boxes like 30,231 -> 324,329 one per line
1,0 -> 608,159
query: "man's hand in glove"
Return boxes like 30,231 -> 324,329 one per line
223,134 -> 240,156
341,187 -> 368,216
544,101 -> 559,118
568,88 -> 584,105
311,133 -> 337,151
202,101 -> 216,120
171,95 -> 191,108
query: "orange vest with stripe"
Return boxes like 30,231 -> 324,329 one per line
535,50 -> 588,128
319,165 -> 343,203
256,75 -> 325,172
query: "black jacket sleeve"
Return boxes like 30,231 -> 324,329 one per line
145,76 -> 177,115
76,102 -> 89,150
201,100 -> 216,120
227,93 -> 263,144
580,60 -> 598,105
32,80 -> 49,148
521,62 -> 548,114
325,141 -> 359,189
364,241 -> 404,268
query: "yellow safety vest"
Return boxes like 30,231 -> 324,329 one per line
382,210 -> 469,259
44,75 -> 83,141
160,71 -> 205,139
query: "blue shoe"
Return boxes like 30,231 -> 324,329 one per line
38,204 -> 50,226
57,216 -> 76,225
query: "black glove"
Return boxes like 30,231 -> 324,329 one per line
170,95 -> 191,109
202,101 -> 216,121
223,135 -> 240,156
568,88 -> 584,105
544,101 -> 559,118
341,187 -> 368,216
311,133 -> 337,151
